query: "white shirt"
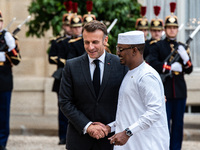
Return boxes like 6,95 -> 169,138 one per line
110,62 -> 169,150
83,50 -> 106,134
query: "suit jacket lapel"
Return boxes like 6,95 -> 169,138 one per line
81,54 -> 96,97
98,52 -> 112,100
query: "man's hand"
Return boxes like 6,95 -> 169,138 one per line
87,123 -> 107,139
92,122 -> 111,135
108,131 -> 130,146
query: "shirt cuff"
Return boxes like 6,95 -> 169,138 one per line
107,121 -> 116,133
83,121 -> 92,134
129,122 -> 141,134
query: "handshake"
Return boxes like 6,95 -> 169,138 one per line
87,122 -> 111,139
86,122 -> 130,146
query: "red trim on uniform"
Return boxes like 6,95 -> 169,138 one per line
163,64 -> 171,70
187,60 -> 192,67
11,49 -> 17,56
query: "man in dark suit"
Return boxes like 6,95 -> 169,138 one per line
59,20 -> 127,150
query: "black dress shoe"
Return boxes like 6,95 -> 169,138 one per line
58,139 -> 66,145
0,146 -> 7,150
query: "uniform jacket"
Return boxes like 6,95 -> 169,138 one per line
48,35 -> 70,93
59,52 -> 127,150
144,38 -> 158,63
148,38 -> 193,98
67,37 -> 86,59
144,39 -> 151,60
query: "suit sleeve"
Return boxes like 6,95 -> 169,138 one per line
59,60 -> 91,135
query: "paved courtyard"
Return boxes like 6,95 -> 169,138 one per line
6,135 -> 200,150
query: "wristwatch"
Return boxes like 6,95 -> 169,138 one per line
125,128 -> 133,137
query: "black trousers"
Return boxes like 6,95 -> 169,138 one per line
0,91 -> 11,147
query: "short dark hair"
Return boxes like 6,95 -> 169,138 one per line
82,20 -> 108,36
132,44 -> 145,54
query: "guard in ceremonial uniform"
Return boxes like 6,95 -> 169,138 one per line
148,2 -> 193,150
63,2 -> 85,60
0,11 -> 21,150
135,6 -> 149,40
144,5 -> 164,62
48,0 -> 73,145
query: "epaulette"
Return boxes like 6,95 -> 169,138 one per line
49,36 -> 60,42
68,37 -> 82,43
49,37 -> 56,42
150,40 -> 159,45
56,35 -> 61,38
56,36 -> 68,43
50,35 -> 62,42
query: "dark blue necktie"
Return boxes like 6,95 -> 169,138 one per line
93,59 -> 100,96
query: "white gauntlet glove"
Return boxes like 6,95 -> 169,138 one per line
171,62 -> 182,72
177,45 -> 189,65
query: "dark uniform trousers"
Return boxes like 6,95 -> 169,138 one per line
0,92 -> 11,146
57,92 -> 68,141
166,98 -> 186,150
